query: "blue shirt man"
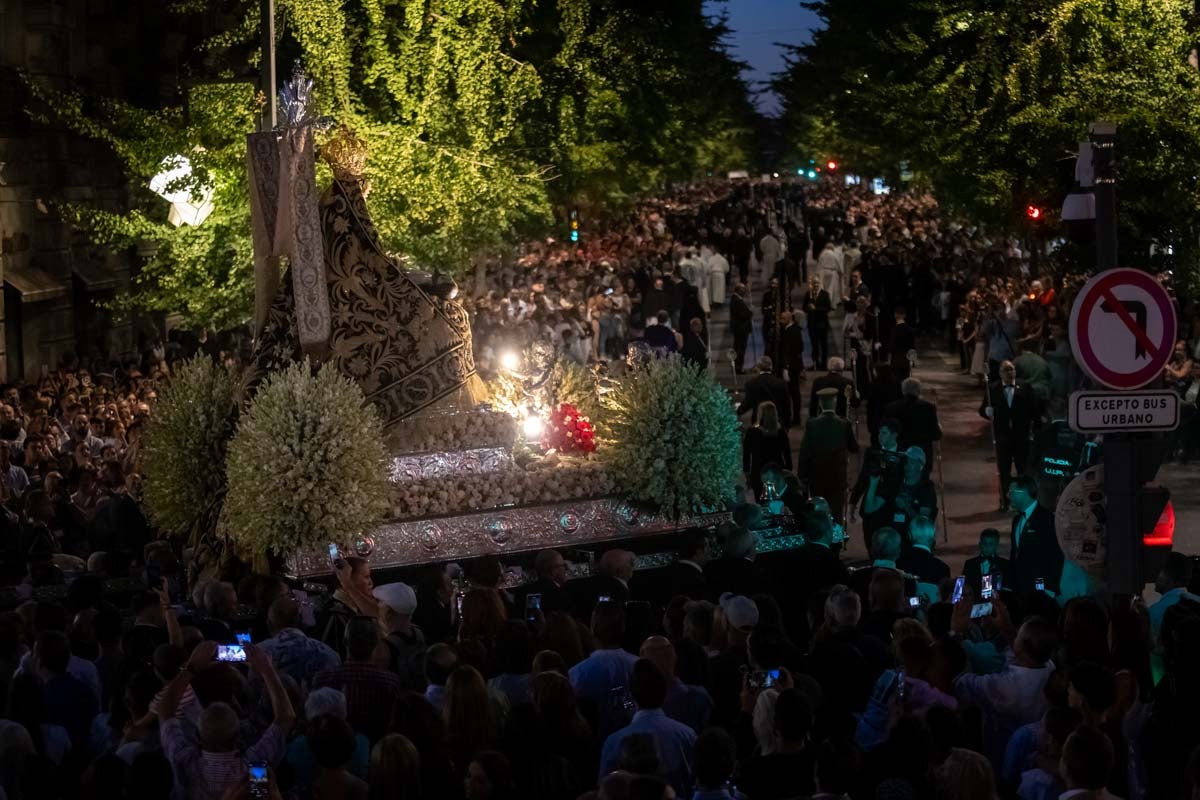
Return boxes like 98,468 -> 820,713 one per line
599,659 -> 697,796
570,602 -> 639,737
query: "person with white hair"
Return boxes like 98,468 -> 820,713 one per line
808,355 -> 855,419
284,687 -> 371,791
883,376 -> 942,471
158,641 -> 295,799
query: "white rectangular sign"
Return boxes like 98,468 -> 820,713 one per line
1069,390 -> 1180,433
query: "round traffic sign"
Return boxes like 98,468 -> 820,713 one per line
1069,268 -> 1176,390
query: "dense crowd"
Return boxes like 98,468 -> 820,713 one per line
4,512 -> 1199,800
0,175 -> 1199,800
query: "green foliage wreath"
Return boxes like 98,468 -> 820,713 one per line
141,357 -> 239,535
601,357 -> 740,518
224,360 -> 390,556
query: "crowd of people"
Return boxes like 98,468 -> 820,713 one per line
0,174 -> 1198,800
3,506 -> 1198,800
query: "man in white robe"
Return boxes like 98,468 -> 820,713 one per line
816,241 -> 843,302
701,245 -> 729,306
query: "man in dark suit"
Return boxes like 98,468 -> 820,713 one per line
896,515 -> 950,588
703,523 -> 768,601
963,528 -> 1009,594
802,275 -> 833,370
644,530 -> 708,605
641,276 -> 671,322
799,388 -> 859,523
642,310 -> 680,353
729,283 -> 754,374
761,508 -> 850,645
737,356 -> 792,429
887,307 -> 916,380
571,548 -> 634,617
848,527 -> 917,608
512,549 -> 572,617
884,377 -> 942,470
1006,476 -> 1064,595
809,357 -> 856,419
780,311 -> 806,422
981,359 -> 1036,511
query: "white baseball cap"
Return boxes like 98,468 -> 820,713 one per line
719,593 -> 759,631
373,582 -> 417,615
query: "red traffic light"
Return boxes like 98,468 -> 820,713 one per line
826,160 -> 838,171
1026,205 -> 1042,220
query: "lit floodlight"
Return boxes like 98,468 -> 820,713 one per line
522,415 -> 544,439
149,155 -> 214,227
500,351 -> 521,371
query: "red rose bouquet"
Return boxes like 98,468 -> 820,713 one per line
542,402 -> 597,454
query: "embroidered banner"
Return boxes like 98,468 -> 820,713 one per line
246,128 -> 331,354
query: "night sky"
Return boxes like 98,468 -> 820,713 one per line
706,0 -> 822,116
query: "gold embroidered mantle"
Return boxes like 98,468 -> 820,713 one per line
248,178 -> 485,429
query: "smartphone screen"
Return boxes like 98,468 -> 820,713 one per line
992,574 -> 1004,594
328,543 -> 343,568
216,645 -> 247,663
145,562 -> 161,588
235,632 -> 252,646
1035,577 -> 1046,592
952,576 -> 966,604
981,574 -> 993,600
597,595 -> 612,604
248,761 -> 268,798
909,596 -> 920,608
970,602 -> 993,619
525,593 -> 542,619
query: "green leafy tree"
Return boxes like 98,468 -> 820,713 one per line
779,0 -> 1200,280
29,0 -> 759,329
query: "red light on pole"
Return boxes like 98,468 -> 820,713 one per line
826,160 -> 838,171
1026,205 -> 1042,220
1144,499 -> 1175,547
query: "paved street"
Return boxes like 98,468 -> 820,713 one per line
704,276 -> 1200,582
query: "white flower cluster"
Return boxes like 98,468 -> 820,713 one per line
224,360 -> 390,556
389,408 -> 517,454
142,357 -> 239,534
600,356 -> 741,519
391,456 -> 614,518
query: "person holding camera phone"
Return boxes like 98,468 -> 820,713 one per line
158,641 -> 295,799
861,447 -> 936,549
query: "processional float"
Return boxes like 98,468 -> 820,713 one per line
244,74 -> 800,579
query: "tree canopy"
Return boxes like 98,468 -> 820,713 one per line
777,0 -> 1200,280
29,0 -> 757,328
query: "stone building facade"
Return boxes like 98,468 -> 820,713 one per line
0,0 -> 205,381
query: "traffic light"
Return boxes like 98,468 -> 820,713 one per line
1104,437 -> 1172,593
569,208 -> 580,244
1026,205 -> 1043,221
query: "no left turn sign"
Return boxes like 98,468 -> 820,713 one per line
1069,268 -> 1177,390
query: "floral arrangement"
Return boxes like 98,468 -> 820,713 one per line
600,356 -> 741,518
551,360 -> 605,429
391,456 -> 614,517
141,357 -> 239,535
542,403 -> 596,454
387,407 -> 516,454
223,360 -> 390,556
